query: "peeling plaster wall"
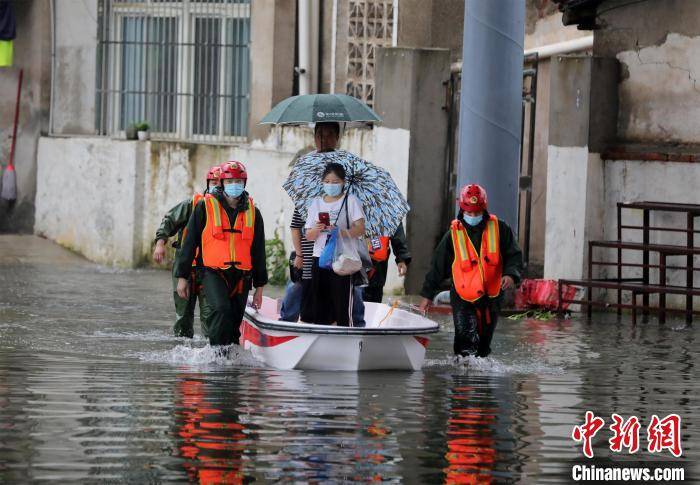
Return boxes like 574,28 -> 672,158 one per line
615,34 -> 700,143
35,126 -> 411,292
594,0 -> 700,143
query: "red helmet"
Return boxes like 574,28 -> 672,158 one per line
459,184 -> 488,212
206,165 -> 222,181
219,161 -> 248,181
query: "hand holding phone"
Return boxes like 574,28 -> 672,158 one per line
318,212 -> 330,227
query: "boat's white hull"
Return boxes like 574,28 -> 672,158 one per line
241,297 -> 438,371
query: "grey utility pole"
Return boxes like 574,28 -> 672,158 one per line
457,0 -> 525,229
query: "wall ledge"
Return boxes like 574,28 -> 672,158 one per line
603,143 -> 700,163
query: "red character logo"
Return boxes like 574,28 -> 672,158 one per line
572,411 -> 605,458
609,414 -> 641,454
647,414 -> 682,457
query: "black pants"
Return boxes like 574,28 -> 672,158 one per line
450,290 -> 498,357
202,269 -> 250,346
362,285 -> 383,303
301,257 -> 353,326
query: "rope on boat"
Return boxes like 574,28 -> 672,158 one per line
377,301 -> 399,327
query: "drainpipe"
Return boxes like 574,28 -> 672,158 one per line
297,0 -> 319,95
49,0 -> 56,135
330,0 -> 337,93
456,0 -> 526,229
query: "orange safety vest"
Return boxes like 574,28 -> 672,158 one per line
450,215 -> 502,302
201,194 -> 256,271
180,193 -> 205,267
368,236 -> 390,262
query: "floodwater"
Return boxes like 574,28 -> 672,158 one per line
0,235 -> 697,483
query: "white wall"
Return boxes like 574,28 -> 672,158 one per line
544,146 -> 604,280
35,137 -> 146,265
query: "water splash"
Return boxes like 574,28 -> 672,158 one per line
133,343 -> 265,368
424,353 -> 565,375
92,329 -> 207,343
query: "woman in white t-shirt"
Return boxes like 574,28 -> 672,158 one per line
303,163 -> 365,326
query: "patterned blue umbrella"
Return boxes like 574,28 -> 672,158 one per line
283,150 -> 410,237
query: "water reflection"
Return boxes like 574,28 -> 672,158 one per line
444,383 -> 497,483
175,374 -> 246,484
1,236 -> 700,482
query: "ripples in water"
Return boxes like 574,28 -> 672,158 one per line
0,236 -> 698,482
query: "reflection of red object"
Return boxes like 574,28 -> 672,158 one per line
176,376 -> 246,484
514,279 -> 582,310
444,385 -> 497,483
414,336 -> 429,348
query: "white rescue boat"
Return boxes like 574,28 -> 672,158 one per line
241,296 -> 439,371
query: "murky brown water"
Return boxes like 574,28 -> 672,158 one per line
0,236 -> 697,482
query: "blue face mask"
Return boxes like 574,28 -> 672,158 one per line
323,183 -> 343,197
463,213 -> 483,226
223,182 -> 245,198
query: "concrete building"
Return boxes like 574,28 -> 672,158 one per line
545,0 -> 700,309
3,0 -> 592,295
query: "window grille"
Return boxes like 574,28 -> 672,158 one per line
346,0 -> 396,108
96,0 -> 251,143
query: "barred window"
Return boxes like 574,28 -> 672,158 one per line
96,0 -> 251,143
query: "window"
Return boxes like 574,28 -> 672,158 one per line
96,0 -> 250,143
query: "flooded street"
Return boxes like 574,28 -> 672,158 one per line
0,235 -> 696,483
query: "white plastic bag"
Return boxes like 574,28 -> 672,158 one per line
332,230 -> 362,276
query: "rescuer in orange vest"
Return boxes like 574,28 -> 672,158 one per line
364,223 -> 411,303
418,184 -> 523,357
153,165 -> 222,339
174,161 -> 267,347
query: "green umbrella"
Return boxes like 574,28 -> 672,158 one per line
260,93 -> 382,125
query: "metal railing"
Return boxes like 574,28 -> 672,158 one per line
95,0 -> 251,144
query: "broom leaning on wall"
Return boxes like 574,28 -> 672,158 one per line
1,68 -> 21,202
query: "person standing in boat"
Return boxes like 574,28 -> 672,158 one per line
418,184 -> 523,357
153,165 -> 221,339
280,122 -> 343,322
303,163 -> 366,326
174,161 -> 267,347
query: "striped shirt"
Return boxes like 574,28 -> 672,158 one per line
291,209 -> 315,280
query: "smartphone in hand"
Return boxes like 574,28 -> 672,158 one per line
318,212 -> 330,227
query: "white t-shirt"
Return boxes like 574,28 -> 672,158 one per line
305,194 -> 365,257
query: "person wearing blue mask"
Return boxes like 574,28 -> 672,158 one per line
303,162 -> 366,326
174,161 -> 268,348
418,184 -> 523,358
